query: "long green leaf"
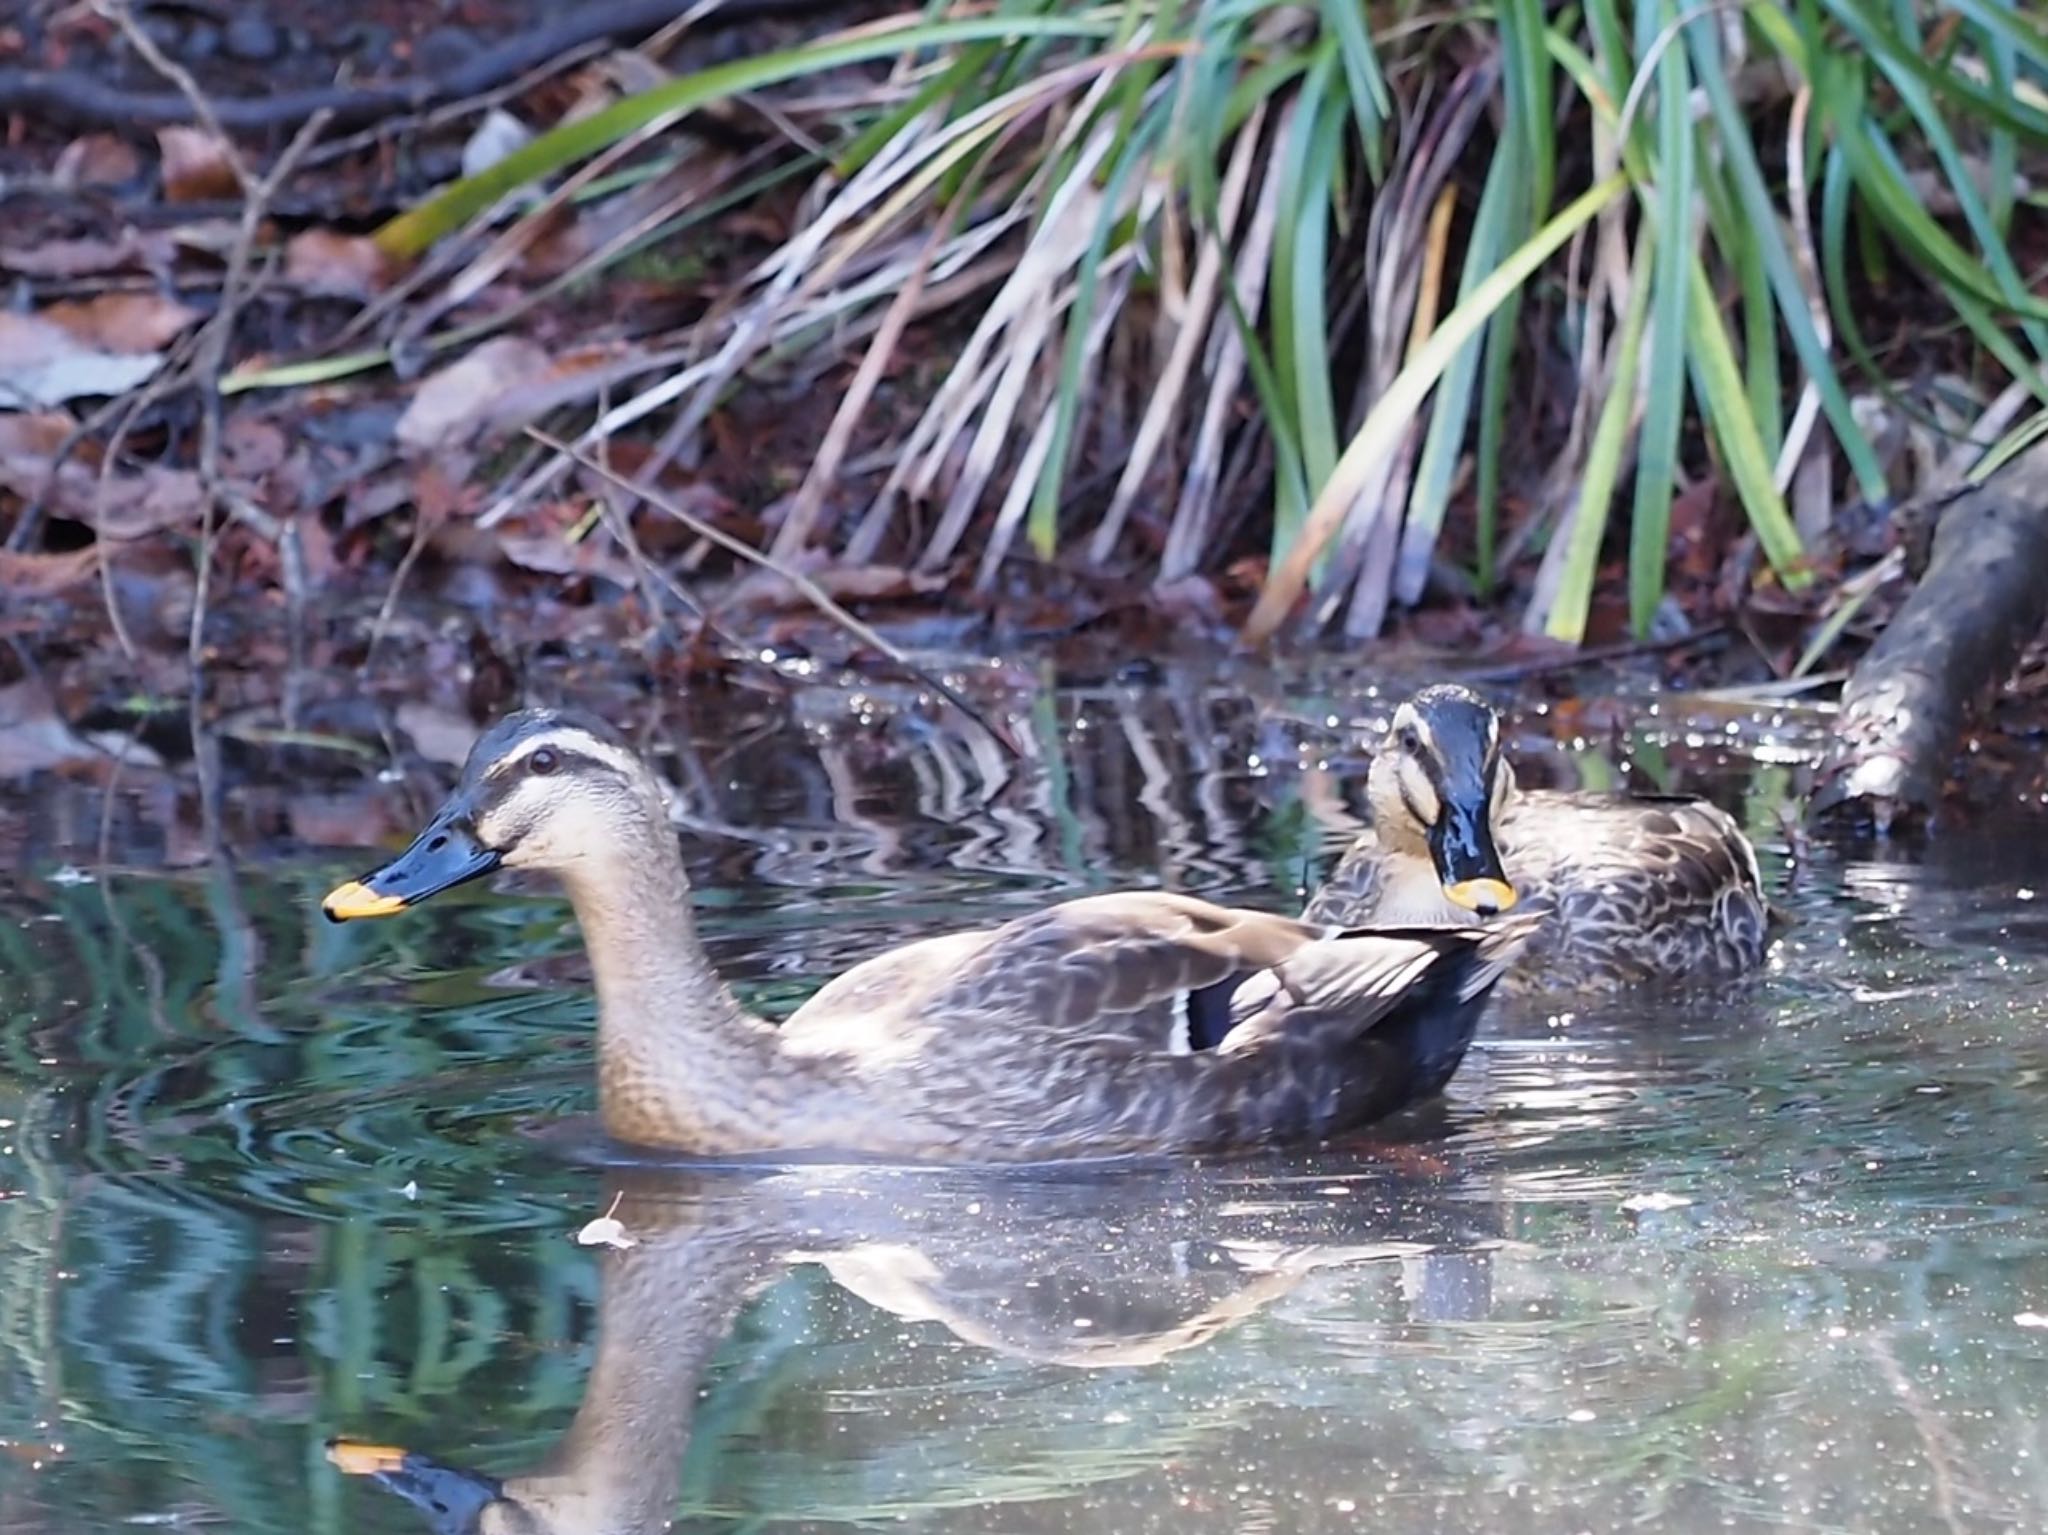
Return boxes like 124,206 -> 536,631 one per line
1686,258 -> 1807,585
1397,138 -> 1517,604
1321,0 -> 1391,178
1028,110 -> 1165,558
1245,172 -> 1631,643
1270,49 -> 1344,500
1547,239 -> 1654,644
1692,19 -> 1890,502
1630,0 -> 1694,637
376,14 -> 1121,255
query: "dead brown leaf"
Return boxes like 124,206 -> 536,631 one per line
285,230 -> 394,300
220,416 -> 288,479
719,563 -> 948,613
53,133 -> 141,189
0,546 -> 101,598
395,702 -> 481,768
0,312 -> 165,407
494,526 -> 637,587
0,411 -> 208,538
394,337 -> 553,453
158,126 -> 240,202
0,682 -> 166,780
0,231 -> 174,279
43,292 -> 201,353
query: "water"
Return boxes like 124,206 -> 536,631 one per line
4,670 -> 2047,1534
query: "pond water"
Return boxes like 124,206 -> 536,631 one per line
3,669 -> 2047,1534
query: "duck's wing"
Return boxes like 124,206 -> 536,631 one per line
1300,825 -> 1389,928
781,891 -> 1519,1060
1505,791 -> 1771,980
1509,791 -> 1764,903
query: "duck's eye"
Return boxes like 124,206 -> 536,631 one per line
528,747 -> 562,777
1397,723 -> 1423,755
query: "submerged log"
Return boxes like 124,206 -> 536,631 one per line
1809,440 -> 2048,831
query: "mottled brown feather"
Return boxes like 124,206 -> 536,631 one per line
1308,787 -> 1771,990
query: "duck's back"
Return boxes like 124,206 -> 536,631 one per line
1501,791 -> 1769,987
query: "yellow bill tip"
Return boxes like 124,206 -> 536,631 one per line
327,1441 -> 409,1476
1444,877 -> 1518,914
322,880 -> 407,921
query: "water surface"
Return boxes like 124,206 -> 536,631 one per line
2,672 -> 2045,1534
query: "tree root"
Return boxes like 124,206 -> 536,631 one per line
1809,439 -> 2048,831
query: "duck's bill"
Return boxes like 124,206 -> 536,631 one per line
322,819 -> 500,922
327,1439 -> 503,1531
1428,802 -> 1518,915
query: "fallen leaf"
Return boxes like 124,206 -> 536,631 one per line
0,683 -> 165,779
395,702 -> 480,768
0,232 -> 168,278
158,126 -> 240,202
719,562 -> 948,613
496,527 -> 637,587
574,1191 -> 637,1249
53,132 -> 141,188
461,108 -> 533,179
0,546 -> 101,598
42,292 -> 201,353
0,412 -> 208,537
285,230 -> 393,300
395,337 -> 553,453
220,415 -> 288,479
574,1215 -> 637,1249
0,313 -> 163,408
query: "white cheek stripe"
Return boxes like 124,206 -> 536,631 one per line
496,729 -> 641,781
1167,990 -> 1193,1054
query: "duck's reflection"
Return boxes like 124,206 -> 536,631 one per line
335,1160 -> 1500,1535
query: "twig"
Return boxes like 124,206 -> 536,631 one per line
527,426 -> 1023,760
363,513 -> 434,670
98,0 -> 249,185
7,0 -> 846,132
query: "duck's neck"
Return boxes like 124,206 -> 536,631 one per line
1370,848 -> 1478,927
502,1200 -> 783,1533
555,824 -> 799,1154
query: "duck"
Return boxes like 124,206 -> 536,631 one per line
322,708 -> 1536,1163
1302,684 -> 1772,989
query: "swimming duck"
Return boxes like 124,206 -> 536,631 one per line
1302,685 -> 1771,989
322,709 -> 1534,1162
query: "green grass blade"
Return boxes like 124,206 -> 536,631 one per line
1270,49 -> 1344,499
1027,110 -> 1165,558
1630,0 -> 1695,637
1547,239 -> 1654,644
1397,140 -> 1516,604
1686,257 -> 1807,585
1471,0 -> 1553,590
376,13 -> 1122,255
1245,171 -> 1631,643
1691,20 -> 1890,502
1320,0 -> 1391,178
1969,407 -> 2048,484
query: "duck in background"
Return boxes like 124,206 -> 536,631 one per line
1303,685 -> 1774,990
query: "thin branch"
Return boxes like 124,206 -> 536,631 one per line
527,426 -> 1022,760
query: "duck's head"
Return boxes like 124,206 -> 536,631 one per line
323,709 -> 666,922
1365,685 -> 1518,917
